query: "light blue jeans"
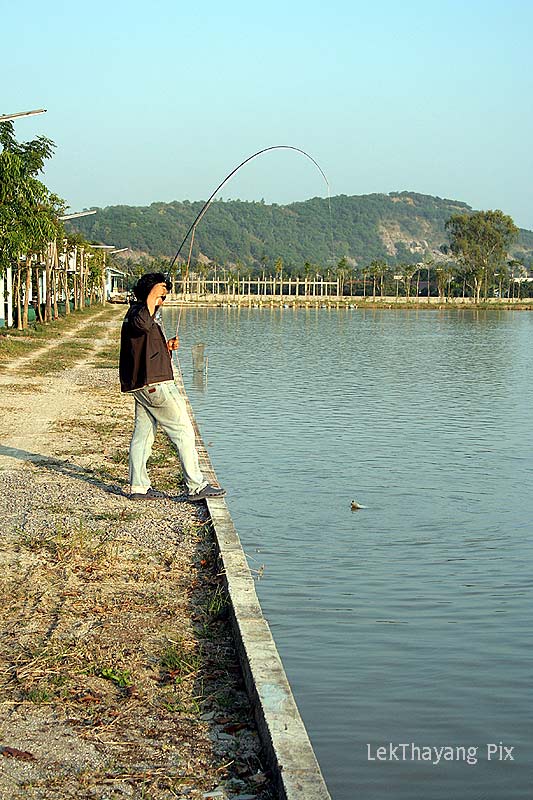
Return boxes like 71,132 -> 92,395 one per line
128,380 -> 207,494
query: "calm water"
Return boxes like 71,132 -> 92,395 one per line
164,307 -> 532,800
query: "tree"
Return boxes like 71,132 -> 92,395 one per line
0,121 -> 64,327
336,256 -> 349,295
399,262 -> 418,300
435,263 -> 456,301
361,266 -> 369,298
445,210 -> 518,303
369,259 -> 388,297
508,259 -> 528,300
0,121 -> 64,274
274,256 -> 283,295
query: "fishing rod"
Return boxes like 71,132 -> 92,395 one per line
167,145 -> 333,372
168,144 -> 331,274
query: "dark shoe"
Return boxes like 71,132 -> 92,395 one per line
188,484 -> 226,502
129,488 -> 166,500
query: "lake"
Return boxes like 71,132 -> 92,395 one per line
164,306 -> 532,800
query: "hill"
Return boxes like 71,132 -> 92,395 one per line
67,192 -> 533,270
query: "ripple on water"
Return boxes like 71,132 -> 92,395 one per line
166,307 -> 533,800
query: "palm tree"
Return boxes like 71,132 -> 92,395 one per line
369,259 -> 388,298
274,257 -> 283,296
336,256 -> 349,296
400,263 -> 418,300
362,266 -> 369,298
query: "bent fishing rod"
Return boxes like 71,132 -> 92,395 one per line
166,144 -> 332,360
168,144 -> 331,275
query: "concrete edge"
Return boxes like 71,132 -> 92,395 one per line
175,370 -> 332,800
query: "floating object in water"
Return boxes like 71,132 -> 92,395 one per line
351,500 -> 362,511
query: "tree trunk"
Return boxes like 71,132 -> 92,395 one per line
101,251 -> 107,306
64,265 -> 70,315
52,241 -> 59,319
45,244 -> 52,322
79,248 -> 85,309
62,243 -> 70,314
35,265 -> 43,323
23,257 -> 31,329
15,268 -> 23,331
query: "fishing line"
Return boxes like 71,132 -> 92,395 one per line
169,145 -> 331,272
168,144 -> 333,339
167,144 -> 333,386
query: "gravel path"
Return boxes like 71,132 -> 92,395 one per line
0,306 -> 274,800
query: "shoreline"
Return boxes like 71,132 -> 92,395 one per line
111,296 -> 533,312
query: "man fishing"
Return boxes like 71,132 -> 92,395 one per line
119,272 -> 225,502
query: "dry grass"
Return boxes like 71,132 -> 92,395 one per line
0,480 -> 268,799
0,308 -> 274,800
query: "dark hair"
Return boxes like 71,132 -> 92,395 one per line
133,272 -> 171,302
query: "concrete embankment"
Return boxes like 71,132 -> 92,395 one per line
160,293 -> 533,311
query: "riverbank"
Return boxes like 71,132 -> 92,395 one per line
156,295 -> 533,311
0,305 -> 275,800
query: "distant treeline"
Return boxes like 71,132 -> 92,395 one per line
68,192 -> 533,271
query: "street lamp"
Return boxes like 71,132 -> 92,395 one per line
0,108 -> 47,122
59,210 -> 97,221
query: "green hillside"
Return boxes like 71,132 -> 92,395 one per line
67,191 -> 533,270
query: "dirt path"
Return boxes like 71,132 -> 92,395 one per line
0,307 -> 273,800
0,315 -> 105,468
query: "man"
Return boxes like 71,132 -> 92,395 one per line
119,272 -> 225,502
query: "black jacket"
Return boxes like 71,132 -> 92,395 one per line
119,303 -> 174,392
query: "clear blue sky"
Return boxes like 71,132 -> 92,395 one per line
3,0 -> 533,227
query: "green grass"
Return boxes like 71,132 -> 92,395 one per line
203,585 -> 229,620
160,642 -> 202,679
25,686 -> 54,704
92,344 -> 120,368
22,339 -> 94,375
0,304 -> 121,368
96,666 -> 133,689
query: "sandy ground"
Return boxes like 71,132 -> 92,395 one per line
0,306 -> 274,800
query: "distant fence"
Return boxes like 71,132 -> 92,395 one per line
171,276 -> 341,297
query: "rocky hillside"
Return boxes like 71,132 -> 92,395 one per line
67,191 -> 533,269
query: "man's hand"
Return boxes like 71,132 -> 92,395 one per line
146,282 -> 168,316
167,336 -> 180,353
